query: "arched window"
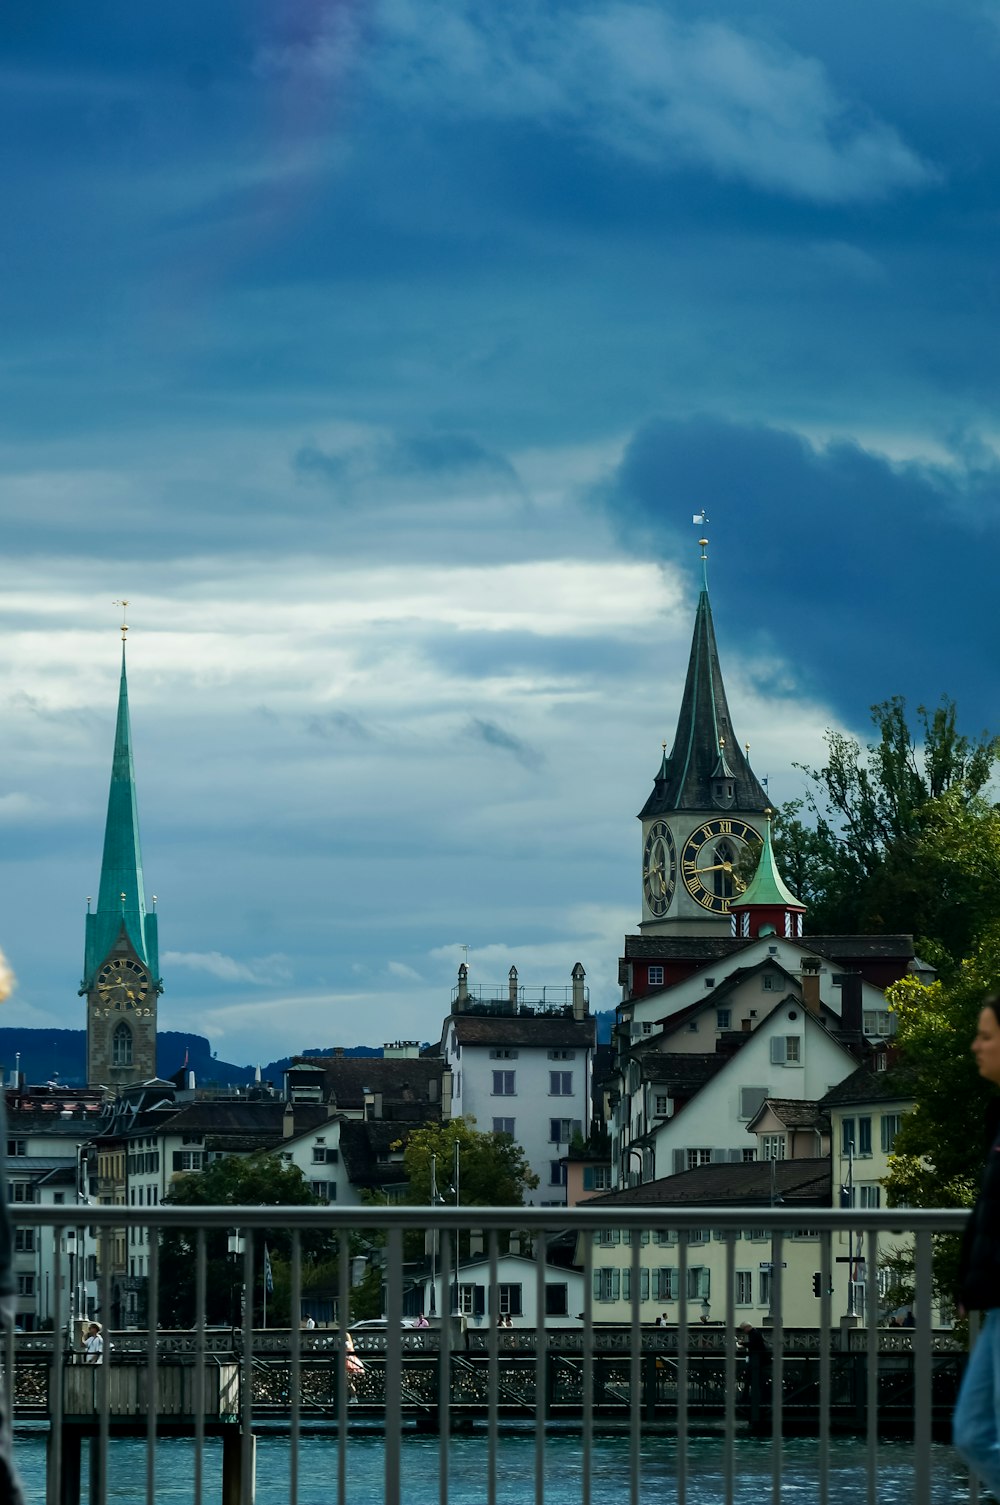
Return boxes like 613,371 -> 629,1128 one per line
112,1022 -> 133,1068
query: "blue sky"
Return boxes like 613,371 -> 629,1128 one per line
1,1 -> 998,1070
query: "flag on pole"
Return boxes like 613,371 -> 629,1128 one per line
263,1243 -> 274,1295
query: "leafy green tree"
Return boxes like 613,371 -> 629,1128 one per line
884,924 -> 1000,1207
159,1153 -> 330,1327
399,1118 -> 539,1208
776,697 -> 1000,965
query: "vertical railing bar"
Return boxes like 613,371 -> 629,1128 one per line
193,1228 -> 207,1505
535,1226 -> 547,1505
145,1225 -> 159,1505
677,1230 -> 688,1505
438,1228 -> 453,1505
290,1232 -> 302,1505
629,1229 -> 641,1505
487,1229 -> 499,1505
865,1228 -> 878,1505
385,1225 -> 403,1505
770,1230 -> 783,1505
97,1238 -> 113,1505
818,1228 -> 831,1505
242,1232 -> 255,1504
968,1310 -> 981,1505
913,1228 -> 933,1505
50,1227 -> 65,1505
582,1230 -> 594,1505
337,1230 -> 349,1505
723,1235 -> 735,1505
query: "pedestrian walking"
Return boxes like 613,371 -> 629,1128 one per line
953,993 -> 1000,1496
84,1323 -> 104,1364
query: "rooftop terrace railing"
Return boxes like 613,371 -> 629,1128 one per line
4,1203 -> 974,1505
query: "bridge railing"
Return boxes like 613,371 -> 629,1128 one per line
4,1202 -> 974,1505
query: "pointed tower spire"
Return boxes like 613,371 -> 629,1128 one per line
729,811 -> 806,940
83,614 -> 160,1086
640,538 -> 768,820
82,616 -> 159,996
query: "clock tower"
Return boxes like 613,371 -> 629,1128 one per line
639,539 -> 770,935
81,623 -> 161,1087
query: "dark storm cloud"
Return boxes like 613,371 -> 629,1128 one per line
602,414 -> 1000,731
464,719 -> 544,771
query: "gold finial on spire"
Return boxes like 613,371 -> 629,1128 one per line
745,742 -> 750,758
113,600 -> 129,641
719,736 -> 725,750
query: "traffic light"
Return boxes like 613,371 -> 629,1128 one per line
812,1272 -> 822,1297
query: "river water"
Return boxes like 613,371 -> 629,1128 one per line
14,1428 -> 976,1503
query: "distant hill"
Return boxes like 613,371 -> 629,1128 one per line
0,1029 -> 381,1090
0,1021 -> 608,1088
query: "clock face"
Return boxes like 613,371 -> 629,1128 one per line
96,958 -> 149,1010
681,818 -> 762,913
642,820 -> 676,918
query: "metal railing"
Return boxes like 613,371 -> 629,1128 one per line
5,1203 -> 974,1505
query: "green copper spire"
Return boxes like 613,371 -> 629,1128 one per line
737,813 -> 805,911
82,640 -> 159,988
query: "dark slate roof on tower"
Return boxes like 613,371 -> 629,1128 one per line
639,580 -> 769,818
83,644 -> 159,987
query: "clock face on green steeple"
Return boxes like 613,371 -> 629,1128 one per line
97,958 -> 149,1009
642,821 -> 676,917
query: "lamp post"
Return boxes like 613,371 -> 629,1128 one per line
227,1229 -> 245,1334
428,1155 -> 442,1318
65,1229 -> 77,1345
452,1141 -> 462,1317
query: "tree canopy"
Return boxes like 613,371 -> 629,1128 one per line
398,1117 -> 539,1208
159,1152 -> 329,1327
775,697 -> 1000,968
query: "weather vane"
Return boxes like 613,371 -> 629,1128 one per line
692,510 -> 709,525
112,600 -> 129,642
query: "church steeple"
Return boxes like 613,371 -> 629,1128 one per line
640,541 -> 768,820
638,540 -> 771,934
82,617 -> 160,1086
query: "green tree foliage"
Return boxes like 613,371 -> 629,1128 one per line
399,1118 -> 539,1208
884,925 -> 1000,1207
392,1118 -> 540,1264
776,697 -> 1000,966
159,1153 -> 329,1328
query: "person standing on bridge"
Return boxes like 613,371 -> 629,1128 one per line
953,993 -> 1000,1497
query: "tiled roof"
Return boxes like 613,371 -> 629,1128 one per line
449,1016 -> 595,1050
818,1064 -> 916,1108
588,1157 -> 831,1208
295,1057 -> 446,1115
756,1099 -> 827,1131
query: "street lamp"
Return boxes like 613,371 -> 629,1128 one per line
227,1229 -> 245,1332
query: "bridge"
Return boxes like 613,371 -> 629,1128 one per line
4,1201 -> 974,1505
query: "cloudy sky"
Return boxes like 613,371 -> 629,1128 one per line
1,1 -> 998,1071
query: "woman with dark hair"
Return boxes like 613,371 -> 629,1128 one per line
953,993 -> 1000,1495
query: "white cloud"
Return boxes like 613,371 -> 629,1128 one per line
271,0 -> 935,203
162,951 -> 293,987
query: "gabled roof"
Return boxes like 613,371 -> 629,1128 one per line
639,582 -> 768,817
746,1098 -> 828,1133
818,1063 -> 916,1109
447,1016 -> 594,1050
588,1157 -> 831,1208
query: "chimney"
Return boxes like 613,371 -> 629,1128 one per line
283,1102 -> 295,1139
508,966 -> 519,1009
840,972 -> 864,1040
572,962 -> 587,1021
800,957 -> 822,1015
456,963 -> 468,1012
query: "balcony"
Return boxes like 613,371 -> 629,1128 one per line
4,1202 -> 975,1504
